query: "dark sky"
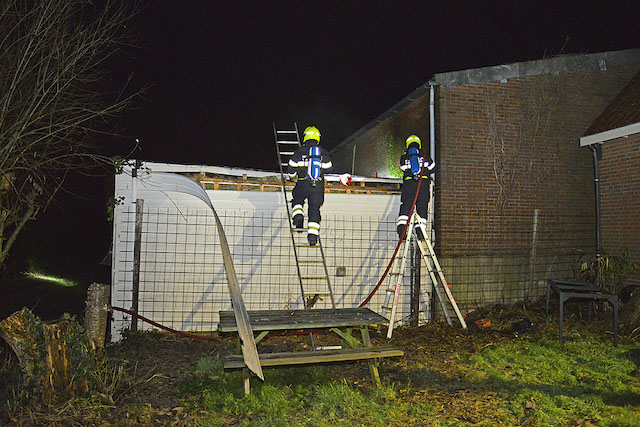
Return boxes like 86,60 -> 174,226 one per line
120,1 -> 640,169
7,1 -> 640,302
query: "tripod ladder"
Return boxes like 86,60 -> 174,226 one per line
382,212 -> 467,338
273,123 -> 335,311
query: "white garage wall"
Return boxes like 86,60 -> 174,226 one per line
110,162 -> 428,341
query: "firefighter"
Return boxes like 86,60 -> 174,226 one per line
397,134 -> 435,240
288,125 -> 332,246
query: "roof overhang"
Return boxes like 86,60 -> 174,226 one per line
580,122 -> 640,146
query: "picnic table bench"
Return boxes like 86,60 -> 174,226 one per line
218,308 -> 404,394
546,279 -> 618,345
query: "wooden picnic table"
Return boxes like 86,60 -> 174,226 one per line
219,308 -> 404,394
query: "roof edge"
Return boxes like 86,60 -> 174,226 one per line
580,122 -> 640,146
137,161 -> 402,184
332,48 -> 640,154
434,48 -> 640,87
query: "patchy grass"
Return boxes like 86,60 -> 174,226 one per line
1,301 -> 639,425
466,336 -> 640,426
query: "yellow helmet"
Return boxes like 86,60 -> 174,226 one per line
405,134 -> 421,149
303,126 -> 321,143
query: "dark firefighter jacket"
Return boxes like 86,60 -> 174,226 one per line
287,142 -> 332,181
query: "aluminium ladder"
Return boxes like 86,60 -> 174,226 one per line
382,211 -> 467,338
273,123 -> 335,311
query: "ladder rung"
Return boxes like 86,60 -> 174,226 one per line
381,305 -> 392,310
386,289 -> 396,293
280,151 -> 295,155
277,130 -> 297,134
298,260 -> 322,263
305,292 -> 331,296
301,276 -> 328,280
278,140 -> 299,144
280,163 -> 289,166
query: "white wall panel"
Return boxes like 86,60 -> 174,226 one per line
110,164 -> 423,341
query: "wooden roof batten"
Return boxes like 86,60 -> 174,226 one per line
140,161 -> 402,195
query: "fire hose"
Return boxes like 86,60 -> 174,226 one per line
358,152 -> 426,307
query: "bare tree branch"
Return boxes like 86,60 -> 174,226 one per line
0,0 -> 145,267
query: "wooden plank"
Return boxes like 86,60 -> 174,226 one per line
219,308 -> 389,333
223,346 -> 404,369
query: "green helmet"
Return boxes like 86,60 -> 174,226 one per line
405,134 -> 421,149
303,126 -> 321,143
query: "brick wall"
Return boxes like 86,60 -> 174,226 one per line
331,59 -> 640,312
436,64 -> 639,254
431,64 -> 640,311
599,132 -> 640,286
331,94 -> 429,178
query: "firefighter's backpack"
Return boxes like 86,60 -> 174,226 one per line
408,147 -> 421,175
307,145 -> 322,181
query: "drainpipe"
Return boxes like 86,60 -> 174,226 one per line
427,80 -> 437,321
428,81 -> 437,239
588,145 -> 602,258
429,81 -> 436,173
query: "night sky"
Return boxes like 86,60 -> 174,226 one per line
121,2 -> 640,169
5,1 -> 640,317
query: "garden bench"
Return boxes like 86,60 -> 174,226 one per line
218,308 -> 404,394
546,279 -> 618,345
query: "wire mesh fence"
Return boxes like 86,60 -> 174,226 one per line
113,207 -> 401,334
112,203 -> 595,335
437,209 -> 596,315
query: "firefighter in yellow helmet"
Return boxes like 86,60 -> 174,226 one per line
397,134 -> 436,240
287,126 -> 332,246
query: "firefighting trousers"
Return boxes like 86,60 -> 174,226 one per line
291,180 -> 325,235
397,178 -> 429,233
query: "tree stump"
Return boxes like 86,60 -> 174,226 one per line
1,308 -> 95,398
85,282 -> 110,349
0,308 -> 40,382
43,320 -> 72,396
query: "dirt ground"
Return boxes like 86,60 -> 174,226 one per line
1,300 -> 624,425
100,301 -> 616,425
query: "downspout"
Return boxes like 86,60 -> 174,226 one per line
427,80 -> 437,322
429,81 -> 436,176
428,80 -> 436,221
428,81 -> 437,239
588,145 -> 602,258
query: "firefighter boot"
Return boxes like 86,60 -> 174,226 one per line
307,234 -> 318,246
293,214 -> 304,230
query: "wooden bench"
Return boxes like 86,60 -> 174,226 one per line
546,279 -> 618,345
223,346 -> 404,368
218,308 -> 404,394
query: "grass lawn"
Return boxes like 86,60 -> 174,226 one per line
1,302 -> 639,426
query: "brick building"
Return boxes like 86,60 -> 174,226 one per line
331,48 -> 640,311
580,69 -> 640,289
